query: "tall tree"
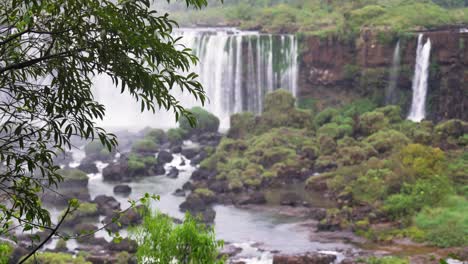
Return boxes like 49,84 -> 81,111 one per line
0,0 -> 208,240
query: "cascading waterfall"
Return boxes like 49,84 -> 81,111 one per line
385,40 -> 400,105
407,34 -> 431,122
93,28 -> 298,130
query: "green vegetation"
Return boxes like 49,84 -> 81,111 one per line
0,0 -> 209,245
358,256 -> 409,264
131,139 -> 159,154
180,107 -> 220,135
58,169 -> 88,182
127,153 -> 157,176
200,90 -> 468,249
131,210 -> 224,264
144,129 -> 168,144
23,252 -> 91,264
84,141 -> 112,159
167,128 -> 188,144
166,0 -> 468,37
0,242 -> 13,264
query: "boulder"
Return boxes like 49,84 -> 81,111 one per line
93,195 -> 121,216
181,146 -> 201,159
238,192 -> 267,205
114,185 -> 132,196
173,188 -> 186,197
106,238 -> 138,253
273,253 -> 336,264
171,145 -> 182,154
279,192 -> 303,207
157,150 -> 173,164
166,167 -> 179,179
77,161 -> 99,174
102,162 -> 130,182
191,169 -> 216,181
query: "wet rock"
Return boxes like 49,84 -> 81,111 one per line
180,194 -> 206,212
72,223 -> 97,235
9,246 -> 29,263
102,162 -> 130,182
106,238 -> 138,253
153,164 -> 166,175
167,167 -> 179,179
103,205 -> 144,232
190,151 -> 207,165
182,181 -> 194,191
181,146 -> 201,159
157,150 -> 173,164
220,244 -> 243,258
180,157 -> 186,166
238,192 -> 267,205
280,192 -> 303,207
208,180 -> 229,193
171,145 -> 182,154
173,188 -> 186,197
273,253 -> 336,264
77,160 -> 99,174
94,195 -> 121,216
41,187 -> 91,207
76,235 -> 108,246
191,168 -> 216,181
307,208 -> 327,221
114,185 -> 132,196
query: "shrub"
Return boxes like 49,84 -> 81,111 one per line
194,188 -> 215,199
359,111 -> 389,136
127,153 -> 157,175
314,107 -> 339,127
167,128 -> 187,144
55,239 -> 67,251
317,123 -> 353,139
144,129 -> 167,144
130,211 -> 224,264
351,169 -> 391,204
131,139 -> 158,153
360,256 -> 409,264
180,107 -> 220,134
59,168 -> 88,181
415,195 -> 468,247
0,242 -> 13,264
364,129 -> 410,154
375,105 -> 402,123
398,144 -> 445,178
384,175 -> 453,218
23,252 -> 91,264
84,141 -> 104,156
319,135 -> 337,156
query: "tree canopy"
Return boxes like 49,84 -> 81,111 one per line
0,0 -> 209,239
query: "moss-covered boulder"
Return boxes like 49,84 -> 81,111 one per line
23,252 -> 91,264
131,138 -> 159,154
180,107 -> 220,135
84,141 -> 113,161
167,128 -> 187,144
144,128 -> 167,144
227,112 -> 257,139
314,107 -> 339,128
58,168 -> 88,188
319,135 -> 337,155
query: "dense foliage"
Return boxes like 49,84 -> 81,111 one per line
165,0 -> 468,36
200,90 -> 468,248
131,210 -> 224,264
0,0 -> 210,241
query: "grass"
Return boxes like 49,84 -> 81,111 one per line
414,195 -> 468,247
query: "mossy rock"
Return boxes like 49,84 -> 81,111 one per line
263,88 -> 295,113
144,128 -> 167,144
131,139 -> 159,154
228,112 -> 257,139
167,128 -> 187,144
180,107 -> 220,135
58,168 -> 88,188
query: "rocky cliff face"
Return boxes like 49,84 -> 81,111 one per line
298,28 -> 468,121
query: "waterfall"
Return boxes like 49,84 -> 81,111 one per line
385,40 -> 400,105
93,28 -> 298,130
407,34 -> 431,122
